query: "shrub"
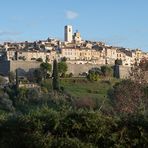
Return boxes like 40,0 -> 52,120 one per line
73,97 -> 96,109
87,89 -> 93,93
69,73 -> 73,78
87,71 -> 99,81
101,66 -> 113,77
108,80 -> 146,115
58,61 -> 68,75
36,58 -> 43,62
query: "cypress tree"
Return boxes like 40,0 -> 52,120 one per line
52,59 -> 60,91
14,69 -> 19,101
16,69 -> 19,90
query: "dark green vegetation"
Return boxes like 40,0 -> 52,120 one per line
87,66 -> 113,81
58,61 -> 68,77
52,59 -> 60,91
0,60 -> 148,147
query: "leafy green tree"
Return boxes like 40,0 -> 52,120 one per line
33,69 -> 43,83
40,79 -> 52,92
0,76 -> 7,84
101,66 -> 113,77
61,57 -> 67,62
16,88 -> 28,104
40,62 -> 52,79
58,61 -> 68,77
52,59 -> 60,91
0,89 -> 14,111
89,67 -> 102,75
0,106 -> 148,147
87,71 -> 99,81
27,88 -> 39,101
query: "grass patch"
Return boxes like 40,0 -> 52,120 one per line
60,78 -> 119,100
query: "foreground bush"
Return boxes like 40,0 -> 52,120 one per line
0,107 -> 148,147
108,80 -> 147,115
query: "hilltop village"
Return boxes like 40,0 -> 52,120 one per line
0,25 -> 147,78
0,26 -> 148,148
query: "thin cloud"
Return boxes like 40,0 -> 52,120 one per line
10,16 -> 23,22
66,10 -> 78,19
0,31 -> 22,36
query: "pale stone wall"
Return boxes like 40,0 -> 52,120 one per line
0,60 -> 132,79
114,65 -> 131,79
10,61 -> 41,71
67,63 -> 102,76
0,61 -> 41,76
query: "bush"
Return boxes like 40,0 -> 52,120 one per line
108,80 -> 146,115
58,62 -> 68,75
60,73 -> 66,78
101,66 -> 113,77
36,58 -> 43,62
69,73 -> 73,78
41,79 -> 52,91
52,137 -> 93,148
87,71 -> 99,81
87,89 -> 93,93
0,106 -> 148,147
73,97 -> 96,109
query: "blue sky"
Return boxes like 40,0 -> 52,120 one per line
0,0 -> 148,51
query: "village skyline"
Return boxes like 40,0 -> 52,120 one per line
0,0 -> 148,51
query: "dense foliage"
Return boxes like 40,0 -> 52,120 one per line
58,61 -> 68,77
0,69 -> 148,147
40,62 -> 52,79
0,106 -> 148,148
108,80 -> 148,115
101,66 -> 113,77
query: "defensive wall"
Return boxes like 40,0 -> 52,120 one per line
0,61 -> 41,76
0,61 -> 131,79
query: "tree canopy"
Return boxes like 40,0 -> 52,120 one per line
101,66 -> 113,77
40,62 -> 52,79
58,61 -> 68,75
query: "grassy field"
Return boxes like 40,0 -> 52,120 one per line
60,78 -> 119,100
40,77 -> 120,110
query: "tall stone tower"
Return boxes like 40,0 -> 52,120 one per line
64,25 -> 73,42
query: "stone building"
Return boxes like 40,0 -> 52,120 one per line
5,50 -> 56,63
64,25 -> 73,42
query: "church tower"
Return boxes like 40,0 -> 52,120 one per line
64,25 -> 73,42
